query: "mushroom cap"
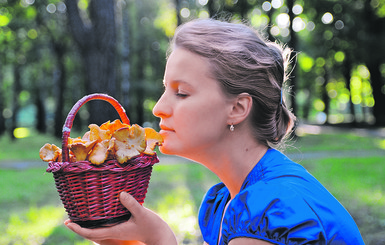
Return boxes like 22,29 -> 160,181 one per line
113,124 -> 146,164
39,143 -> 61,162
143,127 -> 163,155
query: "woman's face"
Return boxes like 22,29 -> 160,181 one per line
153,48 -> 233,159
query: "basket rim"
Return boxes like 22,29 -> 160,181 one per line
47,153 -> 159,173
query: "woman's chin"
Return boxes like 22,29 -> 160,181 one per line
158,145 -> 173,155
158,144 -> 183,157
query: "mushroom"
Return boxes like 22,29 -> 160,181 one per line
39,143 -> 62,162
113,124 -> 146,164
143,127 -> 163,155
68,140 -> 97,161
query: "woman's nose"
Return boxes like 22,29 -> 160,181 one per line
152,93 -> 171,118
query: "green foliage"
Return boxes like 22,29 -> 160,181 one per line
154,0 -> 177,37
0,13 -> 10,27
1,0 -> 385,137
298,53 -> 314,72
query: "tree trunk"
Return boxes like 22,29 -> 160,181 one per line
237,0 -> 249,19
120,0 -> 131,116
266,6 -> 274,42
341,57 -> 356,126
322,69 -> 330,124
35,4 -> 66,136
35,87 -> 46,134
175,0 -> 182,26
135,10 -> 146,126
287,0 -> 298,115
367,61 -> 385,126
54,43 -> 67,137
11,65 -> 22,140
66,0 -> 118,125
362,0 -> 385,126
207,0 -> 216,18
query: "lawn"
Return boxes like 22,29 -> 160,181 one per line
0,127 -> 384,244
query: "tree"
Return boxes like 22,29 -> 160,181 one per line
360,0 -> 385,126
1,0 -> 41,139
35,1 -> 74,137
66,0 -> 118,125
124,0 -> 168,125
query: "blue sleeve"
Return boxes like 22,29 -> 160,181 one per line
199,183 -> 233,245
221,185 -> 327,245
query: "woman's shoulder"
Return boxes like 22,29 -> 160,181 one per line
223,185 -> 364,244
241,148 -> 315,189
221,151 -> 365,245
199,182 -> 229,214
206,182 -> 227,196
229,178 -> 307,217
198,182 -> 230,244
222,186 -> 324,244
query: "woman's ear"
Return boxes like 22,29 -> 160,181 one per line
228,93 -> 253,125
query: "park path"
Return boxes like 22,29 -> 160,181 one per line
1,124 -> 385,170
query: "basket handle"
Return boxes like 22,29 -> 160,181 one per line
61,93 -> 130,162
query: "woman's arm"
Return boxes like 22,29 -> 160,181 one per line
65,192 -> 178,245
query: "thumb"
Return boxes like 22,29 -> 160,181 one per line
119,192 -> 143,215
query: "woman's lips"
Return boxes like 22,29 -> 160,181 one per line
159,124 -> 174,132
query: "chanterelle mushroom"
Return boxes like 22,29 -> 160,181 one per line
113,124 -> 146,164
39,143 -> 61,162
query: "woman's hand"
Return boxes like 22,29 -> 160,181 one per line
65,192 -> 178,245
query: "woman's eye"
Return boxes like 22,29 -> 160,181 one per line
176,92 -> 188,98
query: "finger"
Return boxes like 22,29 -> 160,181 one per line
65,220 -> 109,240
65,221 -> 87,235
119,192 -> 143,215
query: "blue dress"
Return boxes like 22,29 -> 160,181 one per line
198,149 -> 365,245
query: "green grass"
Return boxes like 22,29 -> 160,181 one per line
0,164 -> 217,245
301,156 -> 385,240
0,129 -> 385,244
0,131 -> 61,161
286,131 -> 384,152
145,164 -> 219,242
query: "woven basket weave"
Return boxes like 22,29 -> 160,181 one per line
46,94 -> 159,228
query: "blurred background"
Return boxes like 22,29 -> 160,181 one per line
0,0 -> 384,244
0,0 -> 384,137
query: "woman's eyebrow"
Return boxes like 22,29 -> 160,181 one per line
164,79 -> 193,89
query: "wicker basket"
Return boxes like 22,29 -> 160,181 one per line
46,94 -> 159,228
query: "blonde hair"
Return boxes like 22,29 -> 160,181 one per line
169,18 -> 296,146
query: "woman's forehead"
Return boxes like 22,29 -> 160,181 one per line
165,49 -> 211,76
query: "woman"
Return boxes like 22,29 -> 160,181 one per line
65,19 -> 365,245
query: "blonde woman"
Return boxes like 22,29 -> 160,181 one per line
66,19 -> 364,245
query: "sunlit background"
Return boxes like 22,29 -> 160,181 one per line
0,0 -> 385,244
1,0 -> 384,137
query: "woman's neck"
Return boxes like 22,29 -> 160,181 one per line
200,135 -> 268,199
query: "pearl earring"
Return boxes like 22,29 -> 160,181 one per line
230,124 -> 234,132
